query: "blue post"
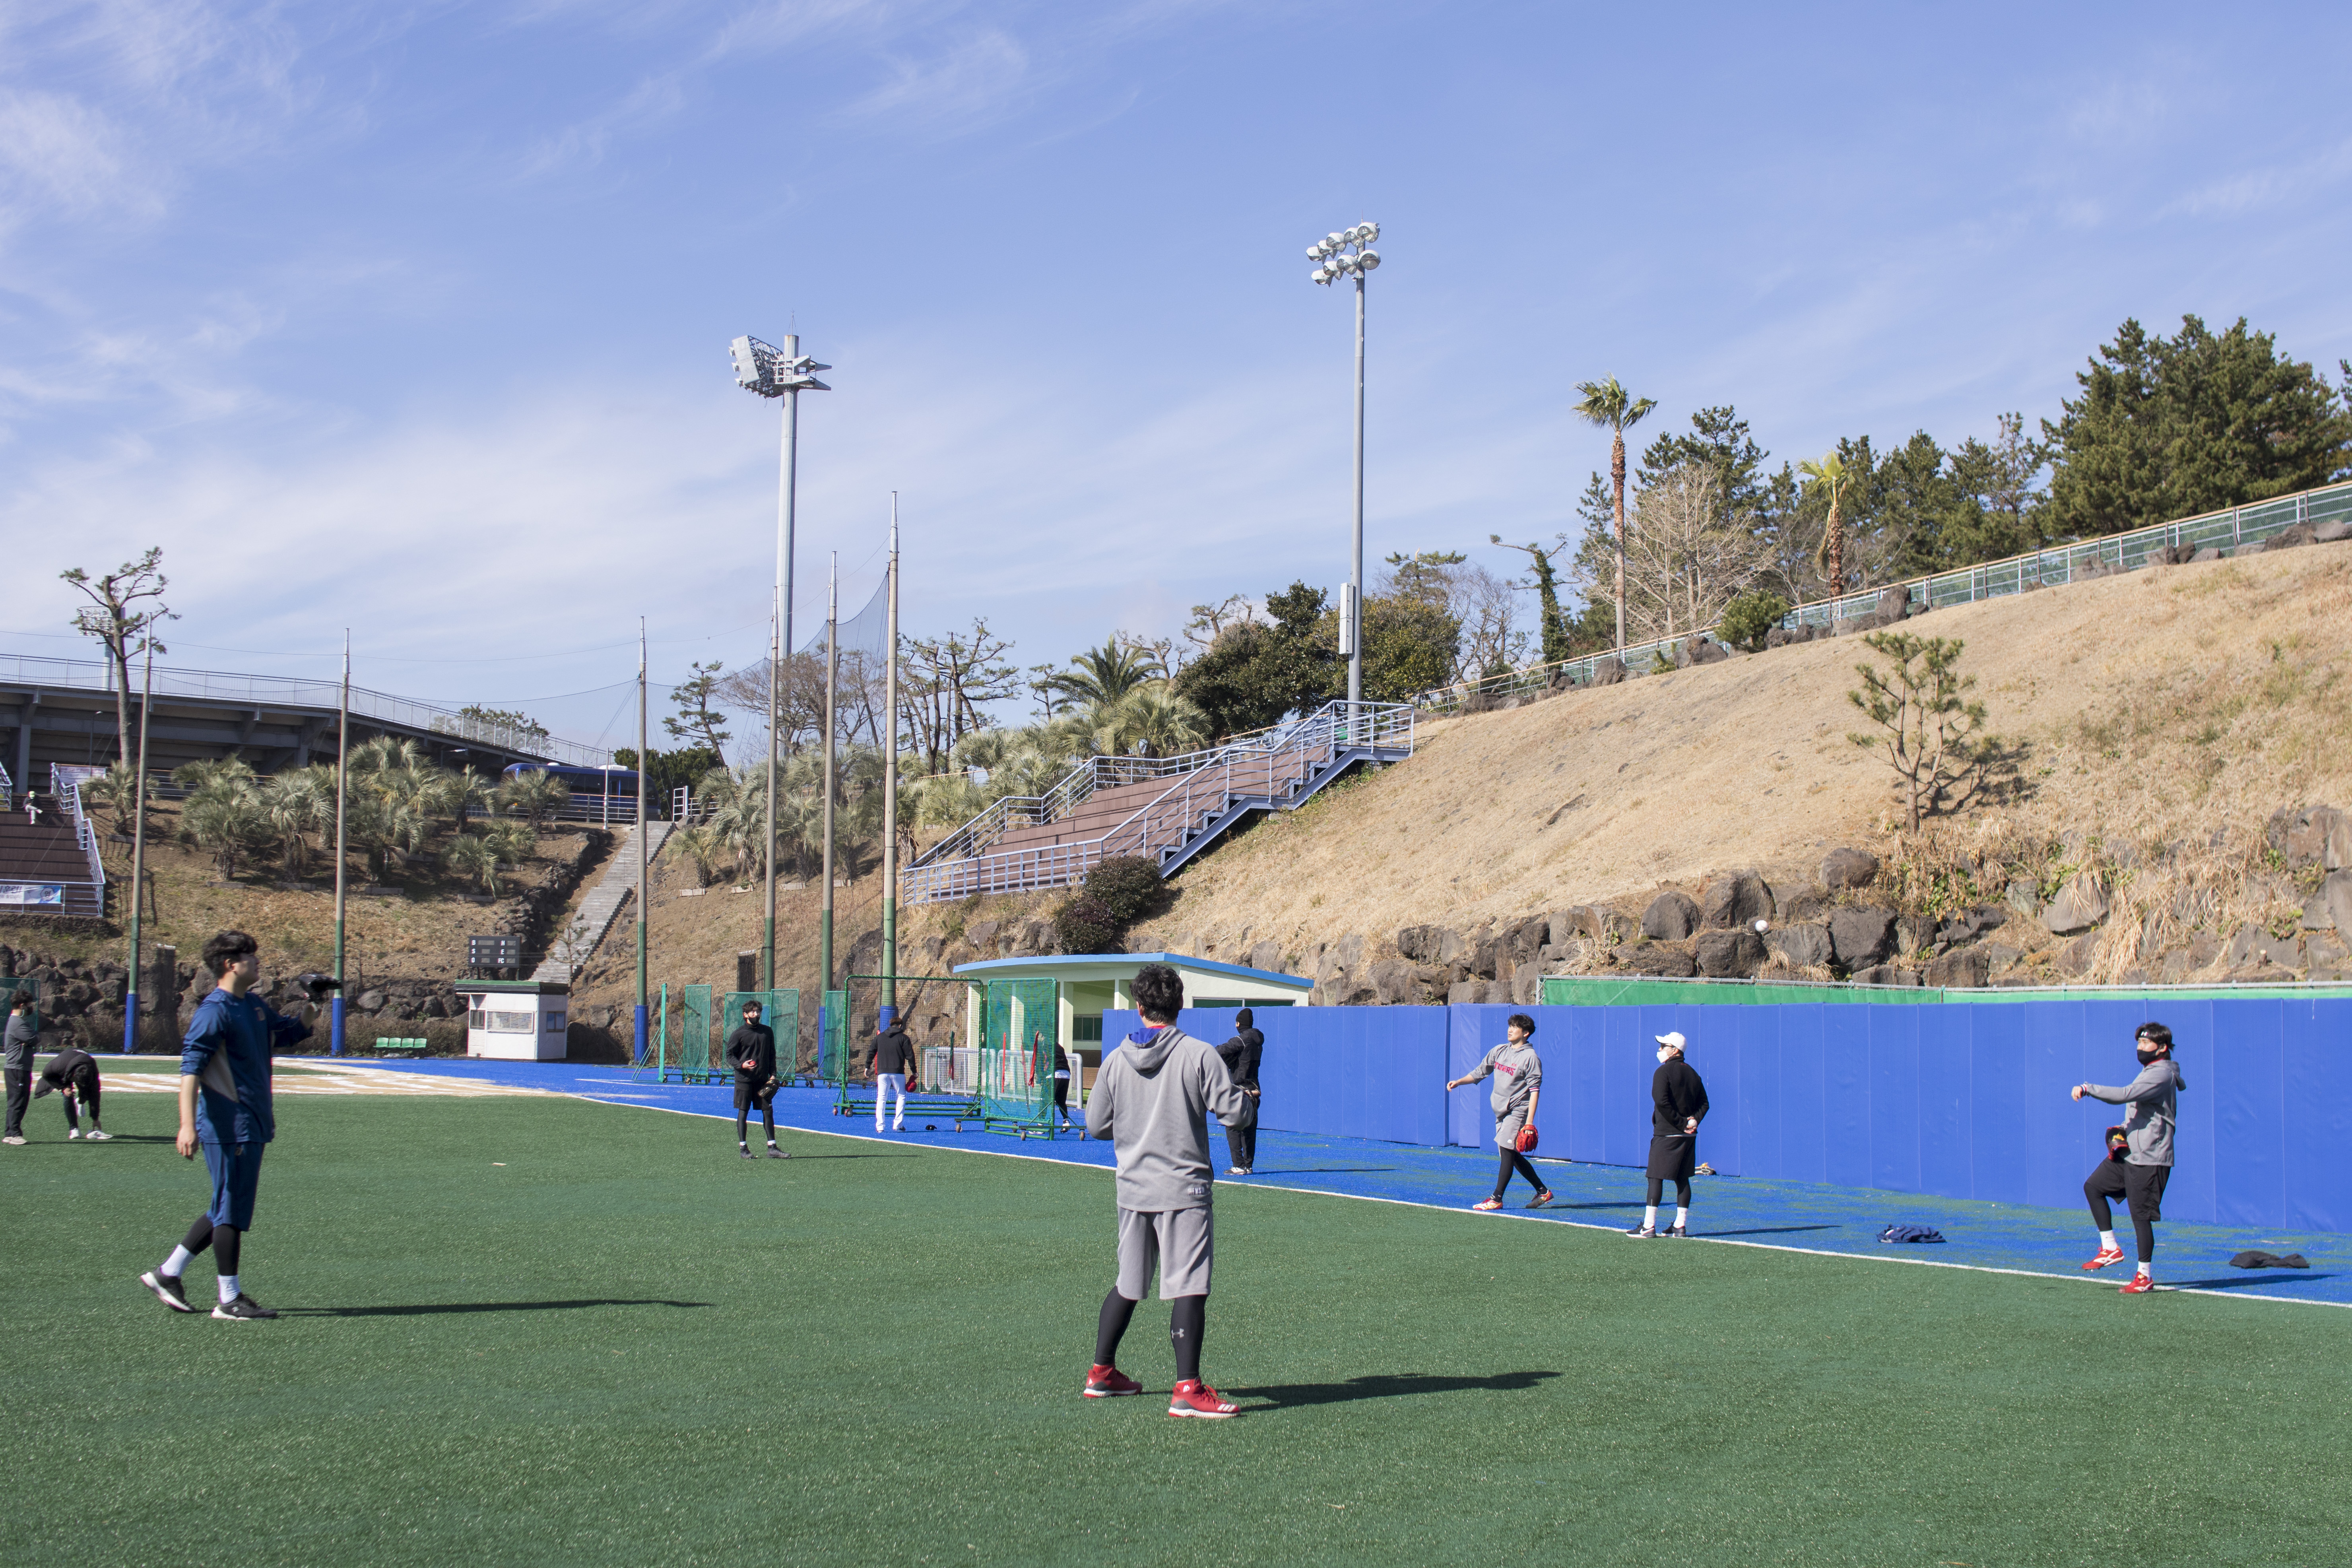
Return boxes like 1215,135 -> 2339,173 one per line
121,988 -> 138,1054
634,1004 -> 648,1065
878,1005 -> 896,1029
331,995 -> 345,1057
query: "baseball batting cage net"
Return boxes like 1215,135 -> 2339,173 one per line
980,978 -> 1059,1138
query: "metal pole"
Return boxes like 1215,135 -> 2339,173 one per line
767,339 -> 800,995
120,639 -> 154,1054
1349,270 -> 1366,721
881,496 -> 900,1029
331,633 -> 349,1057
634,619 -> 648,1065
818,554 -> 838,1011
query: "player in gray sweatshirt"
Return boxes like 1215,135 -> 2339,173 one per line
1081,963 -> 1251,1418
2072,1021 -> 2186,1294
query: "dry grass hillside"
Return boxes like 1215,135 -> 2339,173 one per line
868,541 -> 2352,1005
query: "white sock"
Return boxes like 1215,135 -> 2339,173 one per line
2136,1261 -> 2151,1277
1674,1207 -> 1689,1229
766,1139 -> 777,1148
2099,1230 -> 2117,1252
1643,1205 -> 1659,1229
162,1245 -> 194,1278
218,1274 -> 241,1304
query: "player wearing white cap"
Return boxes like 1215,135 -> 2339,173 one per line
1628,1031 -> 1708,1239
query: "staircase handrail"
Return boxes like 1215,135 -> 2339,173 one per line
49,764 -> 110,898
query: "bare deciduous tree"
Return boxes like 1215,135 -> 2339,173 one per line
1623,464 -> 1772,642
60,548 -> 177,763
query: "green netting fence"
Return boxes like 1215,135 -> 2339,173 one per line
817,988 -> 852,1085
657,984 -> 719,1082
980,978 -> 1059,1137
720,989 -> 800,1079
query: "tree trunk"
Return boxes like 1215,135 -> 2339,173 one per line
1611,431 -> 1628,655
1826,498 -> 1845,605
109,633 -> 133,764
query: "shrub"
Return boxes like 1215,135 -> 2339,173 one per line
1719,590 -> 1793,652
1053,895 -> 1125,955
1083,856 -> 1165,925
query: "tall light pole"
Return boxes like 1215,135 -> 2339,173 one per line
817,554 -> 839,1016
730,333 -> 831,996
634,618 -> 648,1065
120,637 -> 154,1054
331,633 -> 349,1057
880,496 -> 900,1031
1307,221 -> 1381,721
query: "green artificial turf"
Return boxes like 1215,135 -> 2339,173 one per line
10,1092 -> 2351,1567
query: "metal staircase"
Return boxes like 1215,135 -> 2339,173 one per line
532,820 -> 672,982
902,701 -> 1414,905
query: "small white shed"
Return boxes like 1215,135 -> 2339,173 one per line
456,979 -> 571,1061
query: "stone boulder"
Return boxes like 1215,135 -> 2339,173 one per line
1828,907 -> 1895,968
1396,925 -> 1448,964
1694,928 -> 1766,978
1367,959 -> 1417,1006
1701,869 -> 1774,930
1642,891 -> 1701,941
2325,871 -> 2352,937
2189,546 -> 2223,563
2317,519 -> 2352,544
1851,964 -> 1923,986
1613,941 -> 1698,978
1925,947 -> 1992,989
1894,914 -> 1934,956
2282,805 -> 2351,871
1247,939 -> 1284,973
1591,658 -> 1628,686
1675,637 -> 1730,668
1765,922 -> 1833,970
2040,873 -> 2109,935
1819,848 -> 1880,890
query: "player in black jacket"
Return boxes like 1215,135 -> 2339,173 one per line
1214,1009 -> 1263,1175
37,1042 -> 111,1140
724,1000 -> 785,1159
1628,1030 -> 1709,1239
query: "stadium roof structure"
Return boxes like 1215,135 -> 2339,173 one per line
950,952 -> 1313,1006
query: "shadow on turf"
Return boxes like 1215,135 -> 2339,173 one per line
282,1299 -> 714,1317
1233,1370 -> 1560,1410
1699,1225 -> 1838,1238
2162,1273 -> 2335,1292
1236,1168 -> 1396,1176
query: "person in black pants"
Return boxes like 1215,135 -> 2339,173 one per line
1053,1042 -> 1077,1127
4,992 -> 37,1145
37,1041 -> 111,1140
2073,1021 -> 2185,1295
1628,1030 -> 1708,1238
1214,1009 -> 1263,1174
725,1000 -> 785,1159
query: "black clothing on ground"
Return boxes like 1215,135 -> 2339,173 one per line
1096,1287 -> 1138,1366
1651,1058 -> 1710,1136
2085,1160 -> 2169,1262
724,1023 -> 776,1082
1494,1144 -> 1545,1198
2228,1250 -> 2309,1269
871,1024 -> 916,1078
1215,1028 -> 1263,1091
1170,1293 -> 1206,1382
1646,1175 -> 1694,1207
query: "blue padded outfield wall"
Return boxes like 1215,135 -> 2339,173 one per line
1103,996 -> 2352,1234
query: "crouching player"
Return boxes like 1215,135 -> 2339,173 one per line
138,931 -> 311,1320
1082,963 -> 1250,1418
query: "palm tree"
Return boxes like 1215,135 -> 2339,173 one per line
1799,451 -> 1854,604
495,768 -> 570,829
1570,376 -> 1659,656
182,789 -> 262,879
443,832 -> 498,895
1052,640 -> 1157,708
256,767 -> 332,879
1096,687 -> 1211,760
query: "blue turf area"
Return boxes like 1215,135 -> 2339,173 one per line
321,1056 -> 2345,1310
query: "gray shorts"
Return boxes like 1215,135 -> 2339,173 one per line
1116,1206 -> 1214,1300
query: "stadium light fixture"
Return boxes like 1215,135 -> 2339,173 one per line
1303,220 -> 1382,720
732,332 -> 833,997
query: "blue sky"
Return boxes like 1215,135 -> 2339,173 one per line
6,1 -> 2349,755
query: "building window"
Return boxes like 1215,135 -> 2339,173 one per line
545,1012 -> 567,1032
489,1010 -> 535,1033
468,1009 -> 487,1029
1073,1015 -> 1103,1043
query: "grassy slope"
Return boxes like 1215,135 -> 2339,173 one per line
15,1093 -> 2350,1567
1120,547 -> 2352,976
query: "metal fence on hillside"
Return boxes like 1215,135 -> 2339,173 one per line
1414,479 -> 2352,715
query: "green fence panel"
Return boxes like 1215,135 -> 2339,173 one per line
819,989 -> 851,1085
1541,974 -> 2352,1008
675,984 -> 714,1080
980,978 -> 1058,1133
721,989 -> 801,1076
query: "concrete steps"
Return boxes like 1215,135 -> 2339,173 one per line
531,820 -> 671,982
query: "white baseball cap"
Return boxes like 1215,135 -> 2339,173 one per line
1654,1031 -> 1687,1052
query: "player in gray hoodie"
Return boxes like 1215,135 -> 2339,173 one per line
2073,1021 -> 2186,1294
1081,963 -> 1251,1418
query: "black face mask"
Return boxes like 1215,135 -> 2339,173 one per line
2137,1046 -> 2163,1065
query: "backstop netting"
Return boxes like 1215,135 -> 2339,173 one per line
980,978 -> 1058,1136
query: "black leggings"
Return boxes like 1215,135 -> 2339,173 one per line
1494,1145 -> 1545,1198
179,1214 -> 241,1277
1646,1177 -> 1693,1207
1095,1289 -> 1207,1382
2085,1162 -> 2161,1262
736,1100 -> 774,1142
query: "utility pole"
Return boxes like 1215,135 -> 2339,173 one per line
331,633 -> 349,1057
120,638 -> 154,1054
634,619 -> 648,1065
818,555 -> 839,1029
881,497 -> 900,1029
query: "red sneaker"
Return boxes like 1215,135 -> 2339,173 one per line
2120,1273 -> 2156,1294
1168,1379 -> 1239,1419
2081,1247 -> 2126,1271
1083,1364 -> 1143,1398
1471,1197 -> 1504,1212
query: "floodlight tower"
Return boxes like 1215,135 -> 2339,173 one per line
730,333 -> 831,998
1306,221 -> 1381,723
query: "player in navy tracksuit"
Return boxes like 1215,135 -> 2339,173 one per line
138,931 -> 310,1320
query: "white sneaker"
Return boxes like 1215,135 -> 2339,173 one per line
85,1130 -> 112,1141
68,1128 -> 82,1140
